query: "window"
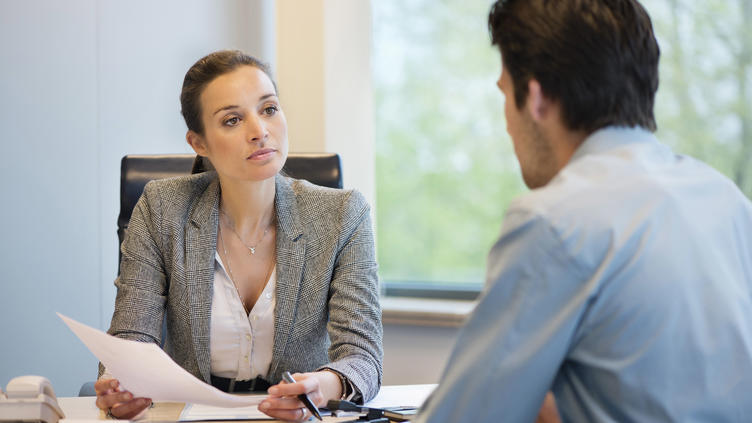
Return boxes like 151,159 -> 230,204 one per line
372,0 -> 751,298
373,0 -> 521,298
646,0 -> 752,196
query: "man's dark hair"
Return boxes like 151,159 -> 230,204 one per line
488,0 -> 660,132
180,50 -> 276,135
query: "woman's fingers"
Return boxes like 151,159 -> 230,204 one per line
261,395 -> 305,409
94,379 -> 126,410
93,379 -> 119,397
260,374 -> 322,420
110,397 -> 152,420
268,373 -> 320,398
284,372 -> 325,405
259,394 -> 309,420
258,399 -> 308,422
95,390 -> 134,410
94,378 -> 151,419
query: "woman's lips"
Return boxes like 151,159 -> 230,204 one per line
248,148 -> 276,160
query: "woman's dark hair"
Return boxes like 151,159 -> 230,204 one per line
488,0 -> 660,132
180,50 -> 277,135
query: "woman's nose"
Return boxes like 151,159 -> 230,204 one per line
246,115 -> 269,143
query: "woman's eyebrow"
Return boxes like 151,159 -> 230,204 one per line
212,94 -> 277,116
213,105 -> 240,116
258,93 -> 277,102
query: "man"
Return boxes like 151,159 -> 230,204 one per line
414,0 -> 752,422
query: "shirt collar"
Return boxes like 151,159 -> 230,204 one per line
570,125 -> 658,163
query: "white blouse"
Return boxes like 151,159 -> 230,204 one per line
209,252 -> 276,381
101,254 -> 276,383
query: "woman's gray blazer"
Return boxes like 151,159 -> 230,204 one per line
104,172 -> 383,402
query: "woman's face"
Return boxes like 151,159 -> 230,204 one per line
188,65 -> 288,182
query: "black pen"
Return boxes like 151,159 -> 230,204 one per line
281,371 -> 323,421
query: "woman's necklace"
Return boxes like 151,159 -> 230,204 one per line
219,208 -> 272,255
218,225 -> 276,313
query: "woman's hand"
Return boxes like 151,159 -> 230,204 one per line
259,371 -> 342,421
94,378 -> 152,420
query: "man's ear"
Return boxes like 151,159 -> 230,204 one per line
526,79 -> 552,122
186,130 -> 208,156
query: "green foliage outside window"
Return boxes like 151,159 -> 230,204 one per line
372,0 -> 752,289
649,0 -> 752,194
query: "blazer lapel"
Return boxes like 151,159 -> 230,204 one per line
269,174 -> 306,378
185,174 -> 220,383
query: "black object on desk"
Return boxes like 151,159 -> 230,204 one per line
327,399 -> 417,422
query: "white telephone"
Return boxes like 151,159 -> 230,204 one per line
0,376 -> 65,423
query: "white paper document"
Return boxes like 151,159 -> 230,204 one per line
57,313 -> 266,408
364,384 -> 436,409
179,401 -> 272,421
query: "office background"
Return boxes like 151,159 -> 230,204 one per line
0,0 -> 461,396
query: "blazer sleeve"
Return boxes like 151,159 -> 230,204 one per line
99,181 -> 168,377
318,190 -> 383,403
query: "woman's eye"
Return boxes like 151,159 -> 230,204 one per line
224,116 -> 240,126
263,106 -> 278,116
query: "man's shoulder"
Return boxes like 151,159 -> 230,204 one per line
505,169 -> 604,232
503,138 -> 752,272
499,154 -> 656,269
509,138 -> 726,227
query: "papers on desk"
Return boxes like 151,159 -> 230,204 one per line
177,386 -> 437,422
179,401 -> 272,421
365,384 -> 436,409
57,313 -> 266,408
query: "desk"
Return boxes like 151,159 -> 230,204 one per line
58,385 -> 435,422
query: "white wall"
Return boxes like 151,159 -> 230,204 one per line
382,324 -> 459,385
1,0 -> 100,399
276,0 -> 375,206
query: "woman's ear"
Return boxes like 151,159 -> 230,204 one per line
186,130 -> 208,156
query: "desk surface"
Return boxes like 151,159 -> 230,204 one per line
58,384 -> 435,422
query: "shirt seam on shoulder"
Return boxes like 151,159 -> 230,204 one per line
508,206 -> 591,278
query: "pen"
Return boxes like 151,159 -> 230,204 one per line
281,371 -> 323,421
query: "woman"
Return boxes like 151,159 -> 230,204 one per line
94,50 -> 383,421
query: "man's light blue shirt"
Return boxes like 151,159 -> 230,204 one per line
415,127 -> 752,422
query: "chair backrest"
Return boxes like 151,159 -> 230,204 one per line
117,153 -> 342,268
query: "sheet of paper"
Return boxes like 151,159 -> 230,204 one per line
179,401 -> 272,421
365,384 -> 436,409
57,313 -> 266,408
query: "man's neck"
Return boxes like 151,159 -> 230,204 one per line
545,120 -> 589,175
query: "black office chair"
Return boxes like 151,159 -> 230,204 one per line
79,152 -> 342,397
116,153 -> 342,269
